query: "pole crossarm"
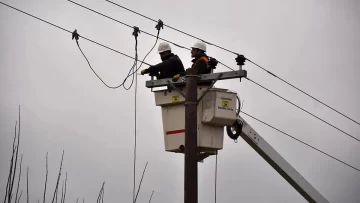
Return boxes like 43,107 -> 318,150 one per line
145,70 -> 247,88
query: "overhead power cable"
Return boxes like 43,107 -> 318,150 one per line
104,0 -> 360,127
68,0 -> 188,50
0,2 -> 154,90
132,28 -> 139,203
240,111 -> 360,172
3,1 -> 358,142
0,2 -> 150,65
72,29 -> 136,89
67,0 -> 234,71
104,0 -> 236,54
245,77 -> 360,143
2,1 -> 358,173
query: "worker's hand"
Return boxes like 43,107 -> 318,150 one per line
172,74 -> 181,82
140,69 -> 148,75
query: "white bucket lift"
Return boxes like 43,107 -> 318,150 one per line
146,66 -> 329,202
154,85 -> 237,154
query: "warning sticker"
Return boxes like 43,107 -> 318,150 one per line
172,95 -> 179,103
222,100 -> 229,108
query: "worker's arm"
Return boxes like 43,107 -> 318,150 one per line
145,58 -> 174,75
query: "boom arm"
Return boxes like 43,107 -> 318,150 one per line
237,115 -> 329,203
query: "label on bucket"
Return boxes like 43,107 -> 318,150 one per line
172,95 -> 179,103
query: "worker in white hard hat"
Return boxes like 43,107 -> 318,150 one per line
172,41 -> 210,82
140,42 -> 185,79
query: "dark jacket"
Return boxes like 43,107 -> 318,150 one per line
146,53 -> 185,79
180,52 -> 210,76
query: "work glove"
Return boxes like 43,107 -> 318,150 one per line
140,69 -> 148,75
172,74 -> 181,82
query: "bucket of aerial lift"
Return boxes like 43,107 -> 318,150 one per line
153,85 -> 237,153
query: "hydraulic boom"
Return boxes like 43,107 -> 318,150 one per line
234,115 -> 329,203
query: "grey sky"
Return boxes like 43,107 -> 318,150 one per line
1,0 -> 359,202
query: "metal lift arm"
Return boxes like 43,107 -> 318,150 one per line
237,115 -> 329,203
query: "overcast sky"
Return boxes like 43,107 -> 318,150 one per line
1,0 -> 359,202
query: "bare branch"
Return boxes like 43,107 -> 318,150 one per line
96,182 -> 105,203
52,150 -> 65,203
43,152 -> 48,203
4,121 -> 18,203
134,162 -> 149,203
16,190 -> 23,203
10,106 -> 21,203
60,180 -> 64,203
27,167 -> 29,203
101,186 -> 104,203
148,191 -> 154,203
55,185 -> 58,203
62,173 -> 67,203
15,155 -> 23,203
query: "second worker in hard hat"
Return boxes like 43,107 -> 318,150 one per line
140,42 -> 185,79
172,41 -> 211,82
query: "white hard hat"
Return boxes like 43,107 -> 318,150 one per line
158,42 -> 171,53
191,41 -> 206,52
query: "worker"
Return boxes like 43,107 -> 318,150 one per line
140,42 -> 185,79
172,41 -> 210,82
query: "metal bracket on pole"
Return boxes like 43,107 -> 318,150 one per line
197,73 -> 222,104
166,80 -> 186,99
197,152 -> 216,163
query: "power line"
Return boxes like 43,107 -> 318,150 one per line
246,60 -> 360,127
67,0 -> 235,71
68,0 -> 188,50
0,2 -> 151,67
104,0 -> 360,127
245,77 -> 360,143
73,33 -> 136,89
104,0 -> 238,55
240,111 -> 360,172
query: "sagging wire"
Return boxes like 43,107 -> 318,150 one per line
67,0 -> 234,71
132,26 -> 140,203
72,29 -> 136,89
131,20 -> 162,203
71,19 -> 162,89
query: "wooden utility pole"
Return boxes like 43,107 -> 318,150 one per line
184,69 -> 198,203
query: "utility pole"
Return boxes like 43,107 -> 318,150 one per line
184,68 -> 198,203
